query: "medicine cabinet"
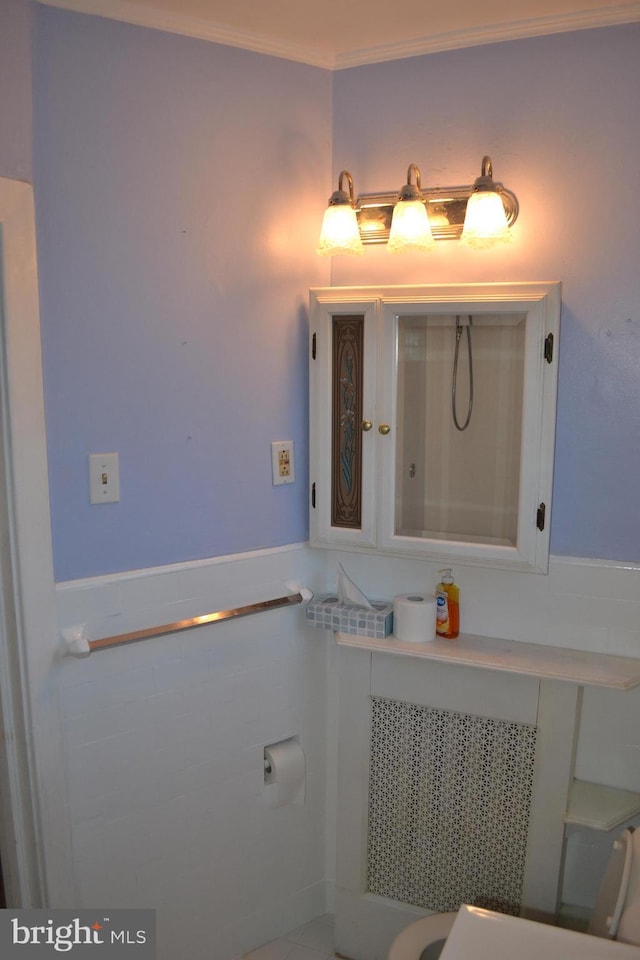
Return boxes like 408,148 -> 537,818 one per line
309,283 -> 561,572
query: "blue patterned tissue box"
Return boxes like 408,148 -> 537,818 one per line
306,594 -> 393,638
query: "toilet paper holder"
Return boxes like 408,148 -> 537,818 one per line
264,740 -> 298,783
263,737 -> 306,805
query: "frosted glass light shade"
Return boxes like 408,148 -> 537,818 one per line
460,191 -> 512,248
316,204 -> 364,256
388,199 -> 436,253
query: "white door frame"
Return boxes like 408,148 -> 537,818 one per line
0,176 -> 74,906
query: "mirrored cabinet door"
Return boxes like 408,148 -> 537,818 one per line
393,312 -> 525,544
310,283 -> 561,572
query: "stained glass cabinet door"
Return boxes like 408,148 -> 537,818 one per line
309,296 -> 378,549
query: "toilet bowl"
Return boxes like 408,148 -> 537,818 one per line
389,827 -> 640,960
388,911 -> 458,960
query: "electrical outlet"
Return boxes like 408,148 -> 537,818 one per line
271,441 -> 295,486
89,452 -> 120,504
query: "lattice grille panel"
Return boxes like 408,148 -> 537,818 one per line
367,697 -> 537,914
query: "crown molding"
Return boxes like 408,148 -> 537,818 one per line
35,0 -> 335,68
36,0 -> 640,70
335,2 -> 640,68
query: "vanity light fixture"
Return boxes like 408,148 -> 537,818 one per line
316,169 -> 364,256
320,154 -> 519,252
387,164 -> 436,253
460,156 -> 513,248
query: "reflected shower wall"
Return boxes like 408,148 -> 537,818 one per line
396,314 -> 525,546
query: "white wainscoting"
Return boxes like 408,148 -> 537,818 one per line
54,544 -> 329,960
54,547 -> 640,958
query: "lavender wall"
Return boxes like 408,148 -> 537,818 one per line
33,7 -> 331,581
331,25 -> 640,562
30,12 -> 640,579
0,0 -> 33,180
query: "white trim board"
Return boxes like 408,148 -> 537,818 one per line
335,631 -> 640,690
0,177 -> 74,905
35,0 -> 640,70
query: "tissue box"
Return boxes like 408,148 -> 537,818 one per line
306,594 -> 393,638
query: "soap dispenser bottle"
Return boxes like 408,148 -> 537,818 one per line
436,568 -> 460,639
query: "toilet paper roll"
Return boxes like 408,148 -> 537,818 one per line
264,738 -> 306,808
393,594 -> 437,643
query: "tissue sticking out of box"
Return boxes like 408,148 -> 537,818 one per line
337,563 -> 373,609
306,565 -> 392,638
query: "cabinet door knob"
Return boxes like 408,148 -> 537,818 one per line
378,423 -> 391,435
361,420 -> 373,432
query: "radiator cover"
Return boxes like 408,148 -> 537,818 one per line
367,696 -> 537,915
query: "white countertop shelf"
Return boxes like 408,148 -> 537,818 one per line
565,779 -> 640,831
334,631 -> 640,690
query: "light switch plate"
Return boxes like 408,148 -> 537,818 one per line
89,452 -> 120,503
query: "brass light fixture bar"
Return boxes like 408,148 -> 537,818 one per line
355,169 -> 519,244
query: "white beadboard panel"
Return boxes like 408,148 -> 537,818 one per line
605,628 -> 640,659
562,816 -> 640,910
371,651 -> 540,724
602,597 -> 640,633
55,545 -> 329,960
542,593 -> 610,653
55,577 -> 124,629
562,831 -> 612,910
548,558 -> 624,599
575,685 -> 640,793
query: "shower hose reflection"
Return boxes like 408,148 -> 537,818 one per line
452,315 -> 473,431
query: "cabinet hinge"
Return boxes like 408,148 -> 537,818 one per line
311,482 -> 316,509
536,502 -> 546,531
544,333 -> 554,364
312,332 -> 316,360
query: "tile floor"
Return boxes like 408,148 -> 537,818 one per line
241,913 -> 340,960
